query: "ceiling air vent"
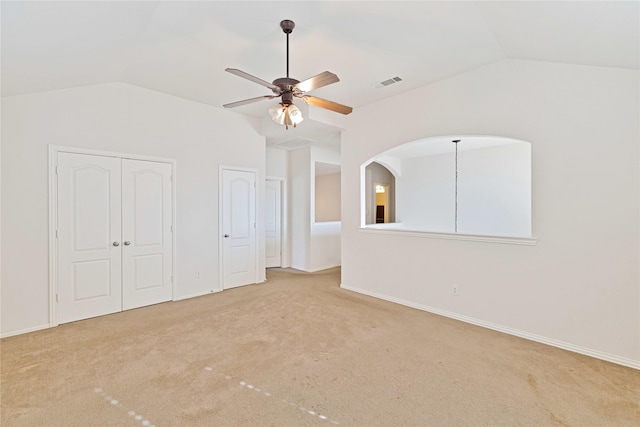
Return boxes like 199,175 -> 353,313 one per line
272,137 -> 315,150
374,76 -> 403,88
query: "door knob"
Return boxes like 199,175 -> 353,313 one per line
124,241 -> 131,246
113,241 -> 120,247
224,234 -> 230,238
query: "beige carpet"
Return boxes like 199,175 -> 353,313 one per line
1,268 -> 638,426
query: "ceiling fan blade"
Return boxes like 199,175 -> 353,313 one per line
300,95 -> 353,115
294,71 -> 340,93
225,68 -> 280,92
223,95 -> 276,109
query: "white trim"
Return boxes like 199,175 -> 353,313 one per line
1,324 -> 51,339
313,220 -> 341,226
171,163 -> 177,301
219,165 -> 260,289
219,164 -> 260,174
175,289 -> 222,301
266,176 -> 289,268
306,264 -> 342,273
340,284 -> 639,370
48,145 -> 177,327
359,227 -> 537,246
49,145 -> 175,163
48,145 -> 58,326
218,168 -> 223,290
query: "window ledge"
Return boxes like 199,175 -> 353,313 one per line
314,221 -> 342,226
359,226 -> 536,246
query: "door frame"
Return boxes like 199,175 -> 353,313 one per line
48,145 -> 177,327
218,165 -> 261,290
266,176 -> 289,268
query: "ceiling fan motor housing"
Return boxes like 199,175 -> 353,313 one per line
280,90 -> 295,106
271,77 -> 300,103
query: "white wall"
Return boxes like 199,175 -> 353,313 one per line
289,144 -> 342,272
341,60 -> 640,367
397,142 -> 531,237
399,152 -> 455,232
458,143 -> 531,237
310,146 -> 342,271
266,147 -> 288,178
1,82 -> 267,336
309,221 -> 342,272
315,172 -> 341,222
289,147 -> 311,270
266,147 -> 289,267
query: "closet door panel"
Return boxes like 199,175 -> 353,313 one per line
57,153 -> 122,324
121,159 -> 173,310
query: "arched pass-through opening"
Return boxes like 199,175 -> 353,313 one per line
362,161 -> 397,226
360,135 -> 532,239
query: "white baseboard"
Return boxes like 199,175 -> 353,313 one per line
2,290 -> 224,338
306,264 -> 341,273
340,284 -> 640,370
1,323 -> 51,339
175,289 -> 222,301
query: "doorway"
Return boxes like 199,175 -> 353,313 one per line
364,162 -> 396,225
375,183 -> 390,223
265,179 -> 282,268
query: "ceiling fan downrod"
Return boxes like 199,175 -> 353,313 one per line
280,20 -> 295,79
222,19 -> 352,117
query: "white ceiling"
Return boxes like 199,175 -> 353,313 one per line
2,1 -> 638,146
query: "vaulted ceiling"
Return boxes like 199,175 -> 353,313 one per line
2,1 -> 638,146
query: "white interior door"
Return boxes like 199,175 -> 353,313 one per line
222,169 -> 257,289
57,153 -> 122,324
265,179 -> 282,268
121,159 -> 173,310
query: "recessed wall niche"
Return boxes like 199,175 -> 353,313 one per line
361,136 -> 531,238
315,162 -> 341,222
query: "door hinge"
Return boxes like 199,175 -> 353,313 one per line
170,175 -> 173,183
56,294 -> 59,302
55,229 -> 58,238
55,166 -> 58,175
170,275 -> 173,283
170,225 -> 173,232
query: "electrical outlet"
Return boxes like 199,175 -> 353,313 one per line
195,270 -> 201,278
452,285 -> 459,296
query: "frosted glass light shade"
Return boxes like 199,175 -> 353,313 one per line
269,103 -> 303,129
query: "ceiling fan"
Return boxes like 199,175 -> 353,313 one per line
223,19 -> 353,129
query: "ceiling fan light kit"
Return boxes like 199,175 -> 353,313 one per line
269,103 -> 303,129
223,19 -> 352,129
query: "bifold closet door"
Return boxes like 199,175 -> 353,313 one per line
121,159 -> 173,310
57,153 -> 123,324
57,154 -> 173,324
